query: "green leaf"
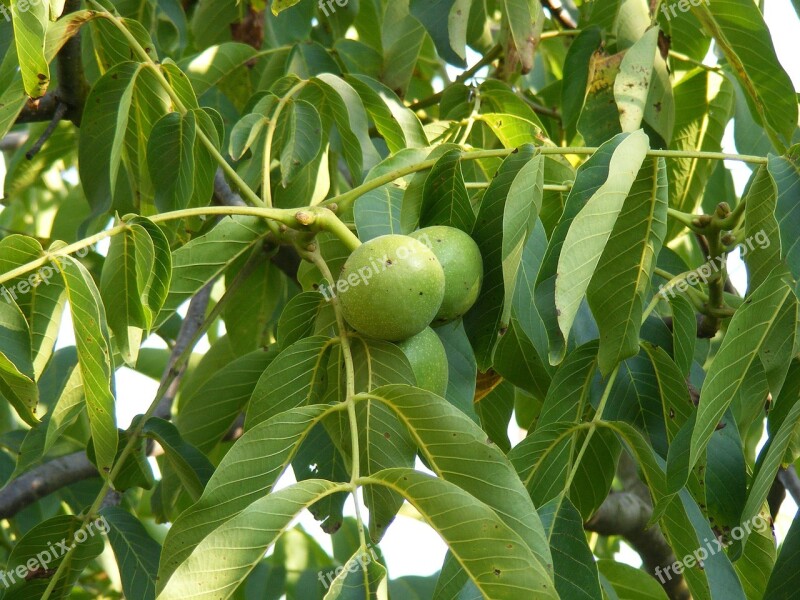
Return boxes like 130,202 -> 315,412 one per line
765,506 -> 800,599
380,1 -> 426,96
474,380 -> 515,452
769,147 -> 800,281
737,395 -> 800,550
477,112 -> 545,148
222,258 -> 285,356
354,186 -> 404,242
182,42 -> 257,97
464,145 -> 541,369
78,62 -> 141,217
597,559 -> 669,600
52,254 -> 117,475
539,497 -> 603,600
578,51 -> 624,146
493,319 -> 551,401
668,269 -> 794,493
346,75 -> 427,152
556,130 -> 650,350
143,418 -> 214,502
2,515 -> 105,598
561,28 -> 602,134
11,0 -> 50,98
421,149 -> 475,232
323,549 -> 387,599
13,348 -> 83,476
148,111 -> 197,212
100,506 -> 162,600
311,74 -> 380,184
349,337 -> 416,540
434,320 -> 478,419
271,0 -> 302,16
0,295 -> 38,426
691,0 -> 798,148
409,0 -> 468,67
276,291 -> 327,349
280,99 -> 322,186
502,0 -> 542,74
588,155 -> 668,374
159,479 -> 348,599
614,27 -> 659,134
157,405 -> 333,591
245,336 -> 335,429
157,216 -> 270,326
357,385 -> 554,574
536,134 -> 627,363
364,468 -> 558,599
667,294 -> 696,377
101,217 -> 171,365
176,348 -> 277,454
743,166 -> 781,292
667,71 -> 734,234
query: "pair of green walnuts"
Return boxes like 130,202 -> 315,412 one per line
336,226 -> 484,397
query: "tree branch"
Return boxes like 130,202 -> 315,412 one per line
586,492 -> 689,600
152,284 -> 214,421
540,0 -> 578,29
25,102 -> 68,159
0,452 -> 98,520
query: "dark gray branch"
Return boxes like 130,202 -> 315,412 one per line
0,452 -> 98,520
25,102 -> 68,159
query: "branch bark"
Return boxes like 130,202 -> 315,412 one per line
0,452 -> 97,520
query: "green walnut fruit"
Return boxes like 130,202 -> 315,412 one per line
396,327 -> 449,397
410,226 -> 483,324
338,234 -> 445,341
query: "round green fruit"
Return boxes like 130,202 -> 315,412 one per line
410,226 -> 483,324
338,234 -> 445,341
396,327 -> 449,397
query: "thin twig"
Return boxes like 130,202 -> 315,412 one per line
152,284 -> 214,420
25,103 -> 68,159
408,45 -> 502,111
539,0 -> 577,29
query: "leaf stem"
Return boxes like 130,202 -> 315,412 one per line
323,147 -> 768,213
306,250 -> 370,556
0,206 -> 354,286
562,365 -> 620,492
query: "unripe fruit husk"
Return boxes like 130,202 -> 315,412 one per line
410,226 -> 483,324
338,235 -> 445,341
396,327 -> 449,397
